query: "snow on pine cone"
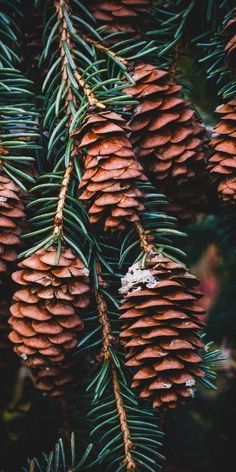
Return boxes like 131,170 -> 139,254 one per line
208,99 -> 236,203
9,247 -> 90,369
73,110 -> 147,231
0,174 -> 25,277
119,253 -> 205,409
0,300 -> 14,369
125,64 -> 206,191
90,0 -> 150,36
224,9 -> 236,69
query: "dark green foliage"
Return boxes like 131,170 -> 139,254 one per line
1,0 -> 235,470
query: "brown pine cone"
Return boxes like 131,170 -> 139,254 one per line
125,64 -> 206,192
31,359 -> 80,397
73,110 -> 147,231
224,9 -> 236,69
207,99 -> 236,203
119,253 -> 205,410
165,177 -> 210,225
90,0 -> 150,36
0,300 -> 14,369
0,174 -> 25,276
8,247 -> 90,368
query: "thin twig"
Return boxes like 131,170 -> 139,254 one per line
112,364 -> 136,472
82,34 -> 127,66
53,160 -> 74,235
95,260 -> 136,470
55,0 -> 105,111
134,221 -> 155,254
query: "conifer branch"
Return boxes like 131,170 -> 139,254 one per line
53,160 -> 74,235
94,259 -> 136,471
111,364 -> 136,472
55,0 -> 105,111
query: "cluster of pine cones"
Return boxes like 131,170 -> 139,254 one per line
1,0 -> 235,408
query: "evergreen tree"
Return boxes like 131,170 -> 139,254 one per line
1,0 -> 236,471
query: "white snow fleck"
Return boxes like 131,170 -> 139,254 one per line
21,354 -> 27,360
119,262 -> 158,296
187,388 -> 195,398
185,379 -> 195,387
0,197 -> 7,202
163,382 -> 172,389
204,344 -> 209,352
81,267 -> 90,277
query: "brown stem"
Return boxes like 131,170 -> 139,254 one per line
55,0 -> 105,111
95,259 -> 113,360
134,221 -> 155,254
95,261 -> 136,470
112,364 -> 136,471
82,35 -> 127,66
53,159 -> 74,235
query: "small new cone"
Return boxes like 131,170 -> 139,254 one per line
125,64 -> 206,192
208,99 -> 236,203
9,246 -> 90,368
0,173 -> 25,278
90,0 -> 150,36
224,9 -> 236,70
119,253 -> 205,410
72,110 -> 147,231
0,300 -> 14,369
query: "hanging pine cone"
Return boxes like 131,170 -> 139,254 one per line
165,177 -> 210,225
8,246 -> 90,368
0,300 -> 14,369
72,110 -> 146,231
90,0 -> 150,36
207,99 -> 236,203
119,253 -> 205,409
224,9 -> 236,69
31,359 -> 80,397
0,173 -> 25,278
125,63 -> 206,193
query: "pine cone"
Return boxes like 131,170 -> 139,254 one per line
0,300 -> 14,369
9,247 -> 90,368
0,174 -> 25,277
119,253 -> 205,409
90,0 -> 150,36
165,178 -> 210,225
125,64 -> 206,192
224,9 -> 236,69
32,359 -> 80,397
208,99 -> 236,203
73,110 -> 146,231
